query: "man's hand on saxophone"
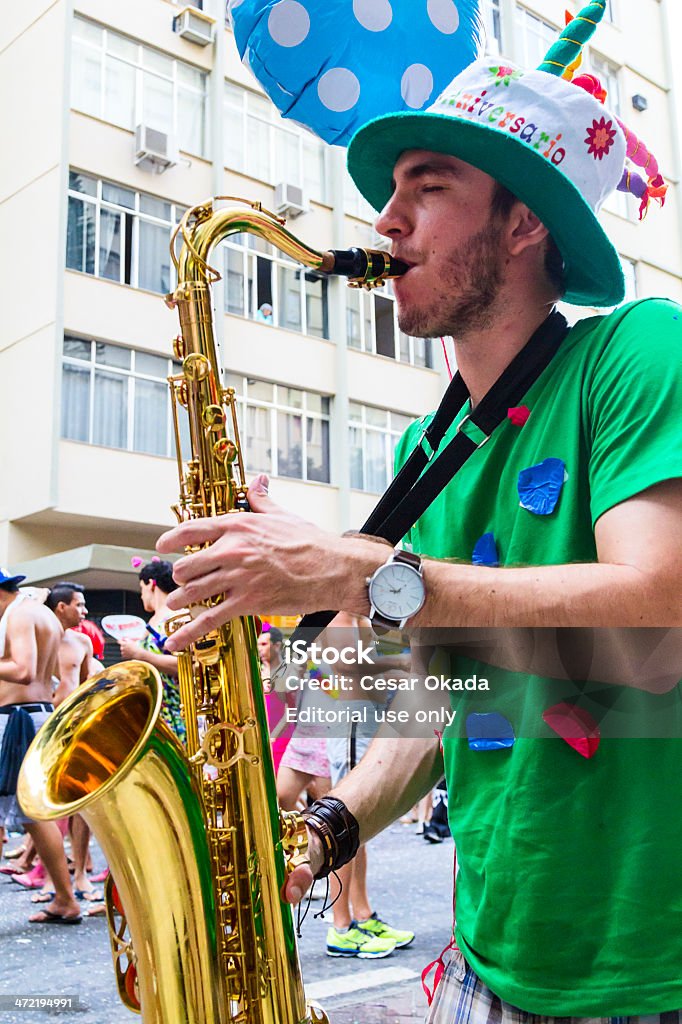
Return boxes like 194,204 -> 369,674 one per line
157,474 -> 387,653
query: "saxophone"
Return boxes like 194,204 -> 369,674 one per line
18,198 -> 406,1024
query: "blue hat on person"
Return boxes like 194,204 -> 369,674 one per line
0,567 -> 26,586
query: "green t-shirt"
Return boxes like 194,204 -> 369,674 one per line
394,299 -> 682,1015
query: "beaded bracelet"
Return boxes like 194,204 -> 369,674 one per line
303,797 -> 360,879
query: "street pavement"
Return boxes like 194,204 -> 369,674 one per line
0,822 -> 454,1023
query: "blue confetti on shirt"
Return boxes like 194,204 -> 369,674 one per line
228,0 -> 484,146
472,532 -> 499,567
517,458 -> 566,516
466,712 -> 515,751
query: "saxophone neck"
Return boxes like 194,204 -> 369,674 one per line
166,196 -> 408,294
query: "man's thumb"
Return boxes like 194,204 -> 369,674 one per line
247,474 -> 276,511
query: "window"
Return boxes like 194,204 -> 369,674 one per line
620,256 -> 637,304
224,82 -> 328,202
481,0 -> 503,56
343,169 -> 379,222
66,171 -> 186,293
604,0 -> 616,23
346,282 -> 434,367
589,54 -> 621,117
349,404 -> 414,493
71,16 -> 208,156
223,232 -> 329,338
225,376 -> 331,483
586,55 -> 630,219
515,7 -> 558,68
61,336 -> 188,457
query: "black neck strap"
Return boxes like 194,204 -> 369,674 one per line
293,310 -> 570,639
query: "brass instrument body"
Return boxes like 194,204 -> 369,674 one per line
19,664 -> 224,1023
18,197 -> 405,1023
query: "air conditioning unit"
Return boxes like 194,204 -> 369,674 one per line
134,125 -> 179,173
173,6 -> 215,46
275,182 -> 306,218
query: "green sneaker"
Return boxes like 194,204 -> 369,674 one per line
356,912 -> 415,949
326,923 -> 396,958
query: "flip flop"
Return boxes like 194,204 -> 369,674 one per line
3,844 -> 28,860
74,888 -> 103,902
90,868 -> 109,884
85,903 -> 106,917
29,910 -> 82,925
31,890 -> 56,904
0,863 -> 26,875
11,873 -> 45,889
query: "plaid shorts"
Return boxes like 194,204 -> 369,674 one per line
426,950 -> 681,1024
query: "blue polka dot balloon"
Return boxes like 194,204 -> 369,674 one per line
227,0 -> 484,146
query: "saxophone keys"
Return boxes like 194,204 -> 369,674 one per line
202,404 -> 226,430
213,438 -> 237,464
183,353 -> 211,381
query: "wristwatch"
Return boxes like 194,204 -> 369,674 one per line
367,549 -> 426,633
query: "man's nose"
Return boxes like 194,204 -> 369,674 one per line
374,194 -> 409,240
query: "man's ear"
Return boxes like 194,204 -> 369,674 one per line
505,203 -> 550,256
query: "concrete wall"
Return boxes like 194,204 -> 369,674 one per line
0,0 -> 70,523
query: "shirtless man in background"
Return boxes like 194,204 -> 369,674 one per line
45,582 -> 103,903
0,568 -> 81,923
48,582 -> 100,706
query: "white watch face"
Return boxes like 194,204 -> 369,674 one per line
369,562 -> 425,622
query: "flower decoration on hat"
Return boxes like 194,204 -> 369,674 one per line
585,116 -> 617,161
490,65 -> 523,87
539,0 -> 667,220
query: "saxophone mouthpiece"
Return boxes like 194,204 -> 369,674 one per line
321,247 -> 409,289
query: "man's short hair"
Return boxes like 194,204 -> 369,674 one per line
267,626 -> 283,645
0,580 -> 20,594
491,182 -> 567,299
45,581 -> 85,611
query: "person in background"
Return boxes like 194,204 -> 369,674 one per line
258,624 -> 294,774
256,302 -> 274,324
74,617 -> 105,661
43,582 -> 103,904
117,559 -> 185,744
323,613 -> 414,959
0,567 -> 81,925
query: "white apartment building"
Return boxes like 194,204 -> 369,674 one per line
1,0 -> 680,625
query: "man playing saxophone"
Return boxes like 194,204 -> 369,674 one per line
158,11 -> 682,1024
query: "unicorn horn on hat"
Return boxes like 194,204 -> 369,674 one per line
538,1 -> 667,221
538,1 -> 607,78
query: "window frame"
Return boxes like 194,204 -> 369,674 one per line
66,170 -> 186,294
514,6 -> 559,68
71,15 -> 209,157
61,335 -> 183,458
226,376 -> 332,484
223,80 -> 328,202
348,403 -> 414,494
223,233 -> 330,339
346,283 -> 434,368
481,0 -> 503,55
